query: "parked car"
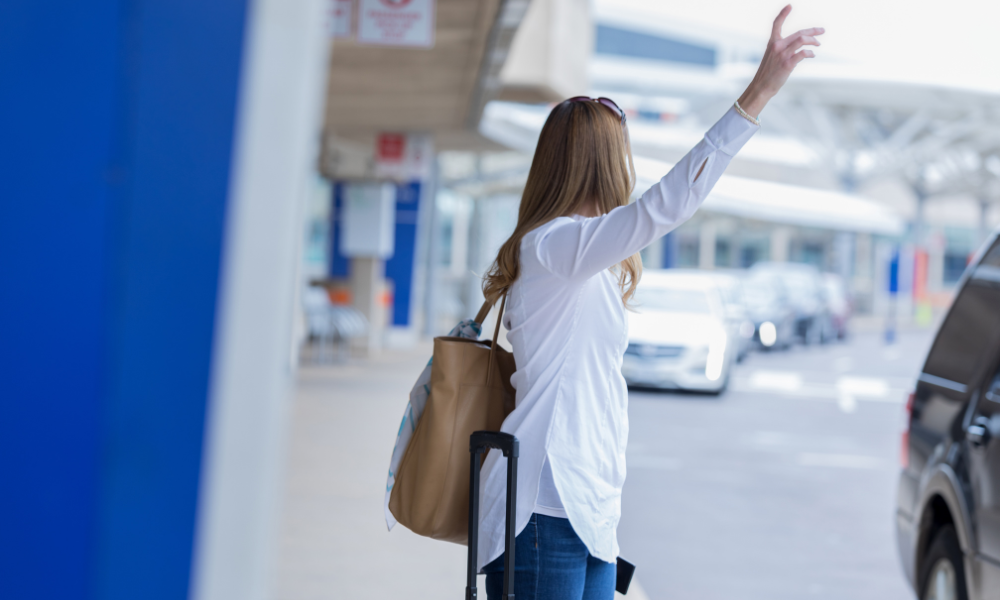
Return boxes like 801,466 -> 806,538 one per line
708,271 -> 756,362
896,229 -> 1000,600
750,262 -> 831,344
621,270 -> 737,394
673,269 -> 755,361
741,272 -> 797,351
822,272 -> 851,340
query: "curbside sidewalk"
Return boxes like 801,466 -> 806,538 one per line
273,342 -> 649,599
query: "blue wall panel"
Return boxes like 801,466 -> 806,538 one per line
0,0 -> 249,598
329,183 -> 351,278
330,181 -> 422,326
385,182 -> 422,326
0,3 -> 121,598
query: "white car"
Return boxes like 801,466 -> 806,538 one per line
621,271 -> 737,394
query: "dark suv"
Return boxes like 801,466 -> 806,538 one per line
896,231 -> 1000,600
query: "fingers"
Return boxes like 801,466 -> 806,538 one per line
796,27 -> 825,37
783,32 -> 821,52
771,4 -> 792,40
792,49 -> 815,65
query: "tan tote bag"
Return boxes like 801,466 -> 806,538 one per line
388,296 -> 516,544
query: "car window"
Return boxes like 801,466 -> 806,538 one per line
743,278 -> 780,305
924,282 -> 1000,387
980,238 -> 1000,268
634,288 -> 711,314
979,369 -> 1000,417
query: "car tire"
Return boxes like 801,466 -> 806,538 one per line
919,525 -> 968,600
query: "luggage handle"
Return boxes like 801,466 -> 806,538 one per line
467,431 -> 518,600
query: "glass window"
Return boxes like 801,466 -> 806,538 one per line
981,239 -> 1000,269
924,283 -> 1000,386
634,288 -> 711,314
944,252 -> 970,284
981,369 -> 1000,415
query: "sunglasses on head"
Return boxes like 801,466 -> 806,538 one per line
567,96 -> 626,124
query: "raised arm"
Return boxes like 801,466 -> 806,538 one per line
534,108 -> 757,280
534,5 -> 823,282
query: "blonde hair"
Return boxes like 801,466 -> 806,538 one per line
482,99 -> 642,305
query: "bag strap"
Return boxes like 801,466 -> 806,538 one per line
482,293 -> 507,387
474,299 -> 492,325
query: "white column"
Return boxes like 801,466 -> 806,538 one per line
980,198 -> 992,246
928,234 -> 945,293
770,227 -> 791,262
190,0 -> 328,598
643,236 -> 664,269
853,233 -> 873,314
351,256 -> 386,356
834,232 -> 854,281
699,220 -> 716,270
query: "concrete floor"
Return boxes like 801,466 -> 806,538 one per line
620,330 -> 932,600
274,329 -> 931,599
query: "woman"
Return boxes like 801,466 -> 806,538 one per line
475,6 -> 824,600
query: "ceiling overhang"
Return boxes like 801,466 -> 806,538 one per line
322,0 -> 531,163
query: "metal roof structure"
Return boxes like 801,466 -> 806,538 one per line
586,23 -> 1000,235
479,101 -> 905,235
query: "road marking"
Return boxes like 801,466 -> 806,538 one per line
836,376 -> 890,398
835,376 -> 890,413
797,453 -> 885,469
748,370 -> 803,392
732,371 -> 906,405
628,456 -> 682,470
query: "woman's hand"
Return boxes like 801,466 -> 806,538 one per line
738,5 -> 824,118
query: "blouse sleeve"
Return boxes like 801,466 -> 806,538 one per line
534,106 -> 759,281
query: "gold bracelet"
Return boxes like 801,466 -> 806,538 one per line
734,100 -> 760,127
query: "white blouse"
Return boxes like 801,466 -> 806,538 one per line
477,107 -> 759,570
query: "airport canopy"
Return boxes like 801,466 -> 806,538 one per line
633,156 -> 905,236
481,101 -> 906,236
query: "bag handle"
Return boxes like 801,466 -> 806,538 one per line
476,294 -> 507,388
473,299 -> 493,324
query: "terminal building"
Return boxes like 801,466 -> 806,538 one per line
5,0 -> 999,598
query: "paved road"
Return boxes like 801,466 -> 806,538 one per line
619,330 -> 933,600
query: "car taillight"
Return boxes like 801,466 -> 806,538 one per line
901,391 -> 915,469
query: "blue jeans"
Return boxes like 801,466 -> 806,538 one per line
483,514 -> 616,600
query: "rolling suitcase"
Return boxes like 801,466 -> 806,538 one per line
464,431 -> 636,599
467,431 -> 518,600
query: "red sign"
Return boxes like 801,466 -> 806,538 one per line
377,133 -> 406,162
357,0 -> 434,47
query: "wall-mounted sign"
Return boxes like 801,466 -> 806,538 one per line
329,0 -> 353,38
357,0 -> 435,48
376,133 -> 406,162
340,182 -> 397,258
374,133 -> 432,181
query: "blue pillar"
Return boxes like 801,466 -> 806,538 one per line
385,181 -> 423,326
0,1 -> 249,598
662,231 -> 677,269
330,180 -> 423,326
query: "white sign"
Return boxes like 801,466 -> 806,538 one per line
341,183 -> 396,258
374,133 -> 433,181
329,0 -> 353,38
357,0 -> 435,48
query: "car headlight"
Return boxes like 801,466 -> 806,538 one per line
759,321 -> 777,347
705,330 -> 727,381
